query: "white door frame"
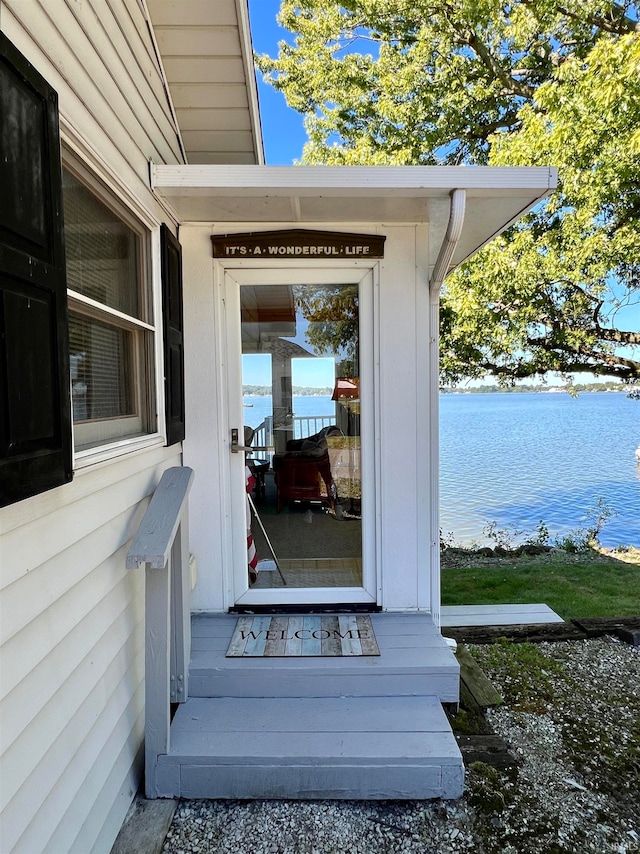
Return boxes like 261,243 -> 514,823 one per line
218,261 -> 380,608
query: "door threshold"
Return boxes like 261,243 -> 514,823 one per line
229,603 -> 382,615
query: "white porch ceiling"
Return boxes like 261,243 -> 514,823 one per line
151,164 -> 557,274
146,0 -> 263,165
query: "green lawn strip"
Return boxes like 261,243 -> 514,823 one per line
441,557 -> 640,620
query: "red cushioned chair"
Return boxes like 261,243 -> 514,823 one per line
272,426 -> 341,513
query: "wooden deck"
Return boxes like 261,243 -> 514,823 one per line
441,603 -> 564,627
151,612 -> 464,801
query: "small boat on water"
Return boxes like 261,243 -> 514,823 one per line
636,445 -> 640,461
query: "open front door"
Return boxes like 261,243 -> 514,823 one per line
225,266 -> 378,607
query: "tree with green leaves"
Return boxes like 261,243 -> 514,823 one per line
295,284 -> 359,373
257,1 -> 640,386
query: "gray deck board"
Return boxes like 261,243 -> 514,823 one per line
172,695 -> 452,734
191,612 -> 446,638
157,695 -> 463,800
441,603 -> 564,627
190,632 -> 443,652
190,644 -> 454,670
169,731 -> 459,761
171,764 -> 462,801
188,611 -> 460,702
188,671 -> 458,702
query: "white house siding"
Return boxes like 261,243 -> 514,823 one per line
0,444 -> 182,854
1,2 -> 184,852
2,0 -> 184,188
183,223 -> 436,614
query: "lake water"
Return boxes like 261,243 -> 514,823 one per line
244,392 -> 640,548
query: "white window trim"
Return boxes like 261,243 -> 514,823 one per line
72,228 -> 167,468
68,290 -> 157,332
61,150 -> 168,463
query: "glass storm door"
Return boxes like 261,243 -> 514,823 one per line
225,268 -> 376,607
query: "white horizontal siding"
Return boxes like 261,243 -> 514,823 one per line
3,0 -> 184,199
2,608 -> 144,831
9,680 -> 145,853
0,445 -> 180,853
1,450 -> 174,609
0,6 -> 188,852
1,561 -> 143,754
79,734 -> 143,854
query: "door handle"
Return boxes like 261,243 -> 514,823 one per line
230,428 -> 271,453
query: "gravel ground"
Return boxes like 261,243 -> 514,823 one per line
163,636 -> 639,854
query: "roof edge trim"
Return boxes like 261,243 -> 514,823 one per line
152,164 -> 558,192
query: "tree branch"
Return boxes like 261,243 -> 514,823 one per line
519,0 -> 640,35
481,356 -> 640,381
464,32 -> 537,98
554,3 -> 640,34
525,335 -> 640,378
595,327 -> 640,346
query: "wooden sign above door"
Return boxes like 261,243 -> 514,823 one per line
211,229 -> 385,260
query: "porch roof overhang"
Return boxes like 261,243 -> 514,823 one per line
145,0 -> 264,165
151,164 -> 557,276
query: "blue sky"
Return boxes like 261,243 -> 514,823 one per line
248,0 -> 308,164
243,353 -> 335,388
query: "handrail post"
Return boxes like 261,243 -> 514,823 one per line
126,466 -> 195,798
143,559 -> 171,797
170,512 -> 190,702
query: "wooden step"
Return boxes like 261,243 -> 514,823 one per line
189,613 -> 460,703
154,695 -> 464,800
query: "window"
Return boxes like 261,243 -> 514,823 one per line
62,164 -> 156,451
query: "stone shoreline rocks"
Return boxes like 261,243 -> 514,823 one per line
441,544 -> 640,570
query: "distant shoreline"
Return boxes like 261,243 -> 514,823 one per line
440,383 -> 640,395
440,382 -> 636,395
243,387 -> 333,397
242,382 -> 636,397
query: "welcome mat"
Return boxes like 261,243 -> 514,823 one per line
226,614 -> 380,657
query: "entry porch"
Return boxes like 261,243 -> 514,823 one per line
156,611 -> 463,801
126,468 -> 463,801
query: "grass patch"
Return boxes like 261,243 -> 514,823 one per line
441,550 -> 640,619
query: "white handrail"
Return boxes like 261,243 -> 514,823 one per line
253,417 -> 272,451
253,414 -> 335,450
126,465 -> 195,798
293,415 -> 334,439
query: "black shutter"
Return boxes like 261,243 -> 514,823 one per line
0,33 -> 72,507
160,224 -> 185,445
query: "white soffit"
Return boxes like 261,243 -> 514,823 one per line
152,164 -> 557,272
145,0 -> 264,165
